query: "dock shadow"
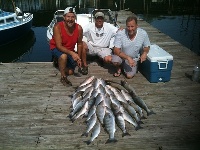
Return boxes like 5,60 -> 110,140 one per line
86,55 -> 116,75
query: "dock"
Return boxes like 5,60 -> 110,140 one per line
0,10 -> 200,150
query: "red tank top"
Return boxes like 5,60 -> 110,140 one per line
50,22 -> 79,51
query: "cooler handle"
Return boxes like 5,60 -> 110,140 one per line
158,61 -> 168,69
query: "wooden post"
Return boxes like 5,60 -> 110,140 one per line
11,0 -> 16,12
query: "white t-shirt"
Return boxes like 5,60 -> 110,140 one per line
83,22 -> 118,48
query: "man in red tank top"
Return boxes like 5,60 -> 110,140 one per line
50,7 -> 88,86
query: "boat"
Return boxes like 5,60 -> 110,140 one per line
46,7 -> 119,50
0,6 -> 33,46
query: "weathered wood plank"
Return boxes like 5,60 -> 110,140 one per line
0,10 -> 200,150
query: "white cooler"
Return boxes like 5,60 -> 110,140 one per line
139,44 -> 173,83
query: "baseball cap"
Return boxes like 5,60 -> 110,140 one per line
64,7 -> 76,15
94,12 -> 105,18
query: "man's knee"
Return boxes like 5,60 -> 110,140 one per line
104,55 -> 112,63
126,74 -> 134,79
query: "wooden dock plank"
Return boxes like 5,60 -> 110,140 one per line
0,10 -> 200,149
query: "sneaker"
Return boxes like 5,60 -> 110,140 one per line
60,76 -> 72,86
83,66 -> 89,75
74,72 -> 82,77
79,66 -> 88,75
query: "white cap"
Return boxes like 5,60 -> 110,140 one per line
64,7 -> 76,15
94,12 -> 105,18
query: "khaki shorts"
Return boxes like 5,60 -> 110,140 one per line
83,38 -> 112,59
111,55 -> 138,76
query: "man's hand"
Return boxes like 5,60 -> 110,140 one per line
127,57 -> 136,67
71,52 -> 82,67
140,52 -> 147,63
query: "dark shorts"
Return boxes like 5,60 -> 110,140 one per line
51,48 -> 77,70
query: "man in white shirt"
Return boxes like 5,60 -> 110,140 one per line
83,10 -> 119,66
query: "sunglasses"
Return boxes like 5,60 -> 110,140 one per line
95,27 -> 104,37
96,33 -> 104,37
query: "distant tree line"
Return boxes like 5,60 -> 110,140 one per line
0,0 -> 199,14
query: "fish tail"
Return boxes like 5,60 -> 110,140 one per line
84,140 -> 91,145
67,114 -> 72,118
70,117 -> 76,123
81,132 -> 89,137
83,120 -> 88,123
140,115 -> 147,119
147,110 -> 156,116
135,125 -> 143,131
122,132 -> 131,137
137,120 -> 144,124
105,138 -> 118,144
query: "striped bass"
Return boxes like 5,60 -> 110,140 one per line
85,121 -> 101,145
104,107 -> 117,144
122,110 -> 142,131
122,103 -> 143,124
79,75 -> 95,87
115,112 -> 131,137
71,101 -> 89,122
96,101 -> 106,125
82,113 -> 97,137
86,105 -> 96,122
121,80 -> 155,116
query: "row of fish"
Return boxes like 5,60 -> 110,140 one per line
68,76 -> 155,145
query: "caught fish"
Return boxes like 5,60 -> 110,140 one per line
79,75 -> 95,87
90,89 -> 100,99
82,86 -> 94,98
109,94 -> 121,107
96,101 -> 106,125
121,80 -> 155,116
71,95 -> 82,110
69,99 -> 87,118
71,101 -> 89,122
75,82 -> 93,93
120,80 -> 137,98
105,85 -> 114,95
85,121 -> 101,145
86,105 -> 96,122
82,113 -> 97,137
122,103 -> 143,124
104,107 -> 117,144
121,89 -> 135,104
71,91 -> 83,104
132,96 -> 155,116
115,112 -> 131,137
68,77 -> 154,144
122,109 -> 142,131
107,85 -> 127,104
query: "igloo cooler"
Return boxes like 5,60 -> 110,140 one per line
139,44 -> 173,83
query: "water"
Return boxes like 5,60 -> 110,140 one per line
141,14 -> 200,55
0,12 -> 199,63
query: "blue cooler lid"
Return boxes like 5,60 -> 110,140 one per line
147,44 -> 173,62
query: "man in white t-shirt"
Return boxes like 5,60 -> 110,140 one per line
112,15 -> 151,79
82,10 -> 119,66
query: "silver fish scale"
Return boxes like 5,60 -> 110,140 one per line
69,77 -> 154,144
104,110 -> 116,143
